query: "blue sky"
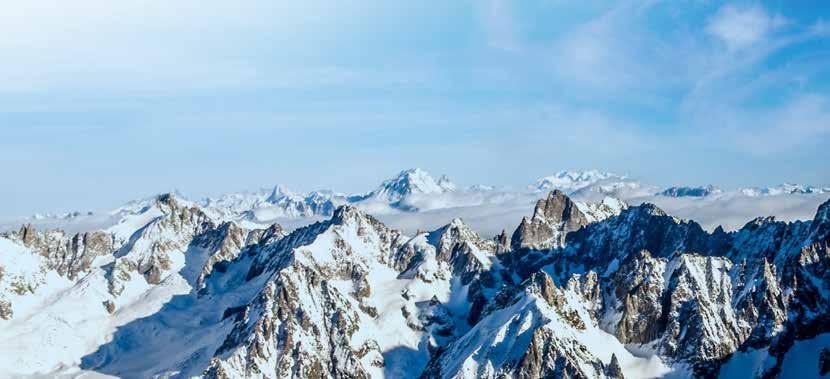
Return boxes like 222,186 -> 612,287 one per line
1,0 -> 829,217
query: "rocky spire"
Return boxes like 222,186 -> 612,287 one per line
494,229 -> 510,252
19,224 -> 36,247
510,190 -> 588,250
429,217 -> 480,261
606,353 -> 625,379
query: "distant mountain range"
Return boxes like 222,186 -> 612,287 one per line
5,168 -> 828,237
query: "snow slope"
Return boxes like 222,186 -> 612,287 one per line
1,189 -> 830,378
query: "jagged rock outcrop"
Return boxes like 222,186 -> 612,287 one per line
102,300 -> 116,314
611,250 -> 667,344
503,196 -> 830,377
207,269 -> 376,378
194,221 -> 269,288
3,190 -> 830,379
420,270 -> 640,379
0,299 -> 12,320
1,224 -> 115,280
206,205 -> 459,378
513,326 -> 605,379
108,193 -> 217,288
605,354 -> 624,379
511,190 -> 589,251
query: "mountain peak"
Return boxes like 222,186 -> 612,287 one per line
511,191 -> 589,250
331,204 -> 369,224
448,217 -> 467,229
371,168 -> 456,201
532,190 -> 582,221
658,185 -> 722,198
622,202 -> 668,220
533,169 -> 621,192
266,184 -> 300,203
155,192 -> 181,212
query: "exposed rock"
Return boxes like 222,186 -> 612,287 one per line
194,221 -> 257,287
0,299 -> 12,320
103,300 -> 116,314
514,327 -> 604,379
612,250 -> 667,344
2,225 -> 115,280
20,224 -> 36,247
5,186 -> 830,379
606,353 -> 624,379
511,190 -> 588,251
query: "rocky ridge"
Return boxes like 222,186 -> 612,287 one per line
1,190 -> 829,378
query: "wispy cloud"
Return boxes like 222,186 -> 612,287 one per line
705,5 -> 787,51
728,94 -> 830,154
1,1 -> 829,216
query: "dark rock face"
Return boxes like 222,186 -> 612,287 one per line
820,348 -> 830,376
215,193 -> 830,379
487,192 -> 830,377
194,221 -> 259,287
612,250 -> 667,345
513,327 -> 604,379
20,224 -> 36,247
605,353 -> 624,379
511,190 -> 588,251
427,218 -> 498,281
103,300 -> 116,314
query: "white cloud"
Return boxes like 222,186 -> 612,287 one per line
733,94 -> 830,153
705,5 -> 786,50
541,2 -> 707,100
0,0 -> 378,94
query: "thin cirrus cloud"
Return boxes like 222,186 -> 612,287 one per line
705,4 -> 788,50
0,1 -> 829,217
496,2 -> 828,156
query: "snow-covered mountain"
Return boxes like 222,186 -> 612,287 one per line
533,170 -> 622,192
658,185 -> 723,198
2,187 -> 830,378
5,169 -> 829,237
739,183 -> 830,197
198,168 -> 459,224
367,168 -> 457,202
200,185 -> 346,225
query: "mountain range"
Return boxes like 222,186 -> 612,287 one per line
0,169 -> 829,378
4,168 -> 829,238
